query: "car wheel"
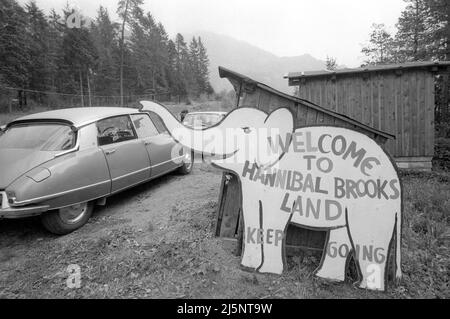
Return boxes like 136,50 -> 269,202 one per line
178,150 -> 193,175
41,201 -> 93,235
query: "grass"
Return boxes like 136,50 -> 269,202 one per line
397,170 -> 450,298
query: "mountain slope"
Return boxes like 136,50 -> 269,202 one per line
189,31 -> 328,94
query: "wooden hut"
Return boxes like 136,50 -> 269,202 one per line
285,61 -> 450,170
215,66 -> 394,255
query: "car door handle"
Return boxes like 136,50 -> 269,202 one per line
144,141 -> 151,146
105,149 -> 116,155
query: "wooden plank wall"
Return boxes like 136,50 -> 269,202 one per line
239,86 -> 384,143
295,70 -> 435,158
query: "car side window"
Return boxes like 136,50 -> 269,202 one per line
148,111 -> 167,134
97,115 -> 137,146
130,114 -> 159,138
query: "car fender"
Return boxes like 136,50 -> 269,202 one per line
8,147 -> 111,209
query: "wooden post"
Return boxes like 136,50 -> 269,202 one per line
235,209 -> 244,256
215,173 -> 228,237
236,82 -> 243,107
215,173 -> 242,238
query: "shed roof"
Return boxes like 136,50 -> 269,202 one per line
285,61 -> 450,82
218,66 -> 395,140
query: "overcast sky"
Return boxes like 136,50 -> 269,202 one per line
21,0 -> 407,67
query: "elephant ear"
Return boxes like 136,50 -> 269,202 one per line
256,108 -> 294,169
264,108 -> 294,131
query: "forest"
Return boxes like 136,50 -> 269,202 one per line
0,0 -> 214,110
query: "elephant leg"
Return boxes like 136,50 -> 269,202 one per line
347,210 -> 395,291
257,204 -> 293,275
240,198 -> 264,271
315,227 -> 351,282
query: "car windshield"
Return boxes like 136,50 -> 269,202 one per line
0,123 -> 76,151
183,113 -> 224,128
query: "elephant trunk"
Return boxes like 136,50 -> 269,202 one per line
140,101 -> 227,157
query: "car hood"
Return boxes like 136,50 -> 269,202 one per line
0,149 -> 57,189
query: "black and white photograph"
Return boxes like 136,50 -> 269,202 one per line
0,0 -> 449,303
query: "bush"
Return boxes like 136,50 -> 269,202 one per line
0,88 -> 15,113
197,93 -> 210,103
436,122 -> 450,138
433,137 -> 450,171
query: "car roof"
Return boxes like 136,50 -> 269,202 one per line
9,107 -> 140,128
186,111 -> 227,115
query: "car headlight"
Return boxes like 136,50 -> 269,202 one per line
6,191 -> 16,204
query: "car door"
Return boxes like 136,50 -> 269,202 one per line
130,112 -> 181,178
97,115 -> 151,193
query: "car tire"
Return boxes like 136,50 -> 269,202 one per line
41,201 -> 94,235
178,150 -> 194,175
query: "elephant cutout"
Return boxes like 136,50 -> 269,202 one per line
140,101 -> 403,291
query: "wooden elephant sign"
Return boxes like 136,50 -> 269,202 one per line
141,101 -> 403,292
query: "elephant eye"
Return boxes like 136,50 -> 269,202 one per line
242,127 -> 252,134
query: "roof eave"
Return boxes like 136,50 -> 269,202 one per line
286,61 -> 450,82
218,66 -> 395,141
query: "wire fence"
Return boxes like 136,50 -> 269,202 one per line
0,86 -> 187,113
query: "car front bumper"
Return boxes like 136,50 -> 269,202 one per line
0,192 -> 49,219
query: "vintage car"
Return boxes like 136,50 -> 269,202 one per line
0,104 -> 193,234
182,111 -> 227,129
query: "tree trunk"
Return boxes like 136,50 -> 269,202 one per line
119,0 -> 130,107
79,70 -> 84,107
87,71 -> 92,107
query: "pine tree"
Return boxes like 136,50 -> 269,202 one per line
128,8 -> 151,94
361,23 -> 396,65
59,7 -> 98,98
325,56 -> 338,71
154,22 -> 170,92
167,38 -> 186,95
188,37 -> 200,96
197,37 -> 213,94
47,9 -> 64,92
117,0 -> 143,105
425,0 -> 450,60
25,0 -> 51,91
166,39 -> 184,95
0,0 -> 31,88
425,0 -> 450,125
395,0 -> 432,62
129,9 -> 162,95
362,0 -> 449,63
175,33 -> 190,95
91,6 -> 119,95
